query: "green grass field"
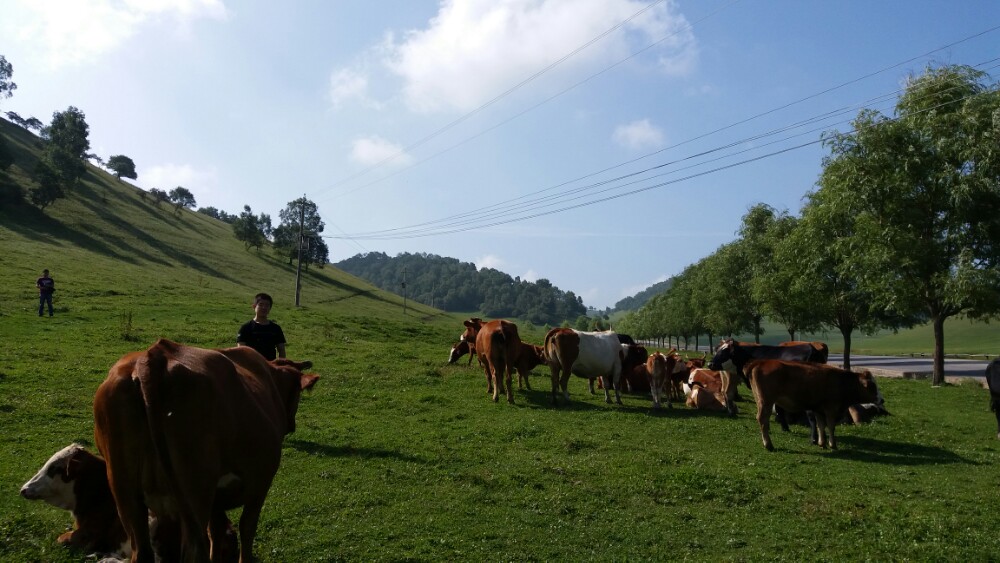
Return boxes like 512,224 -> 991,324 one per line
3,119 -> 1000,561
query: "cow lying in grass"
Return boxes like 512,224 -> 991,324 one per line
20,443 -> 238,562
743,359 -> 880,451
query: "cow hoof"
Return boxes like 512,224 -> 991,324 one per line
765,444 -> 775,452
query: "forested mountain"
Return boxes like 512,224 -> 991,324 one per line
613,278 -> 673,312
336,252 -> 587,325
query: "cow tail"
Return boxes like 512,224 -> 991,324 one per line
135,346 -> 184,506
543,329 -> 556,361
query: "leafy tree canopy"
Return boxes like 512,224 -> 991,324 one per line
106,154 -> 137,180
0,55 -> 15,102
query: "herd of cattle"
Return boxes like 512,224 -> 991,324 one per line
18,324 -> 1000,562
449,318 -> 889,452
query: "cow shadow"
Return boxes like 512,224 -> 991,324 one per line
285,439 -> 425,464
820,436 -> 977,466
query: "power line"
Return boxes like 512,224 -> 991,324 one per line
325,60 -> 1000,240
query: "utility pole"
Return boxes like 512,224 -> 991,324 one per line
294,195 -> 305,307
401,266 -> 407,315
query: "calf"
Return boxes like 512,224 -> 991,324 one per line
512,342 -> 546,390
20,444 -> 238,562
646,352 -> 679,409
744,359 -> 879,451
684,368 -> 729,411
987,359 -> 1000,439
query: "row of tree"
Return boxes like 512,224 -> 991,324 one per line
335,251 -> 588,325
230,198 -> 330,270
616,65 -> 1000,385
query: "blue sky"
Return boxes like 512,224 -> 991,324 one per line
2,1 -> 998,309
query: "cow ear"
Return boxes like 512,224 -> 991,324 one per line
64,449 -> 87,481
300,373 -> 320,391
464,320 -> 473,328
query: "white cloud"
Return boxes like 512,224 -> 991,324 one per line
621,274 -> 668,299
476,254 -> 505,270
349,136 -> 415,167
612,118 -> 665,150
384,0 -> 697,113
140,162 -> 217,192
12,0 -> 227,69
329,67 -> 380,109
521,269 -> 538,282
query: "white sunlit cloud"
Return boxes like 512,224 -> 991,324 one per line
383,0 -> 697,113
329,67 -> 381,109
476,254 -> 505,271
349,136 -> 415,167
621,274 -> 667,299
612,118 -> 665,150
521,269 -> 539,282
10,0 -> 227,69
140,162 -> 218,194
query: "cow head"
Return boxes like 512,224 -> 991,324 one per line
708,339 -> 736,372
461,318 -> 483,343
19,443 -> 105,512
269,359 -> 320,434
448,340 -> 470,364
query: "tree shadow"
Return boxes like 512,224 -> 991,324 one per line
285,439 -> 425,463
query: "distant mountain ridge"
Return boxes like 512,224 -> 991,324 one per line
335,251 -> 587,325
613,278 -> 674,312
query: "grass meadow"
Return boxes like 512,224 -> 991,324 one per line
2,118 -> 1000,561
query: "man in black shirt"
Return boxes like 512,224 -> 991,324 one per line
36,269 -> 55,317
236,292 -> 286,360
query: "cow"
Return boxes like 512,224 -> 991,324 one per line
20,444 -> 238,563
512,342 -> 547,390
447,339 -> 478,367
742,359 -> 880,451
684,368 -> 730,411
709,338 -> 829,417
616,345 -> 650,393
985,358 -> 1000,439
646,351 -> 679,409
93,339 -> 319,563
543,328 -> 625,405
463,318 -> 522,403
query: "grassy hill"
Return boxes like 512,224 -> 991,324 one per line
3,118 -> 1000,561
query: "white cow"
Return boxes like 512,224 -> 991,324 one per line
543,328 -> 626,405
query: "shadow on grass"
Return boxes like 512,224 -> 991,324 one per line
286,439 -> 425,463
821,435 -> 976,466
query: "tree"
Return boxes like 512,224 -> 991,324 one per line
23,117 -> 43,132
106,155 -> 137,180
42,106 -> 90,158
148,188 -> 169,205
168,186 -> 196,213
29,160 -> 64,209
276,198 -> 328,268
0,55 -> 15,102
232,205 -> 272,251
41,107 -> 90,188
198,207 -> 237,223
5,111 -> 24,127
819,64 -> 1000,384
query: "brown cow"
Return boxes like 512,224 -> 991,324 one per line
645,351 -> 679,409
743,359 -> 879,451
513,342 -> 546,390
463,318 -> 522,403
93,339 -> 319,562
20,444 -> 238,562
447,339 -> 478,366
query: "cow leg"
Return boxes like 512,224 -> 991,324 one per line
807,411 -> 819,445
601,376 -> 612,404
504,365 -> 514,404
720,371 -> 738,416
774,406 -> 792,432
209,507 -> 237,563
992,397 -> 1000,439
483,362 -> 493,395
612,374 -> 623,405
237,492 -> 269,563
588,378 -> 596,394
756,400 -> 775,451
812,411 -> 830,449
549,365 -> 561,405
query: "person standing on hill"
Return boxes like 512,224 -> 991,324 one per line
36,269 -> 55,317
236,292 -> 286,360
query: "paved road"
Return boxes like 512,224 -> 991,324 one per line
829,354 -> 990,384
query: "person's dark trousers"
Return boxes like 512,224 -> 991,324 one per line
39,294 -> 53,316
